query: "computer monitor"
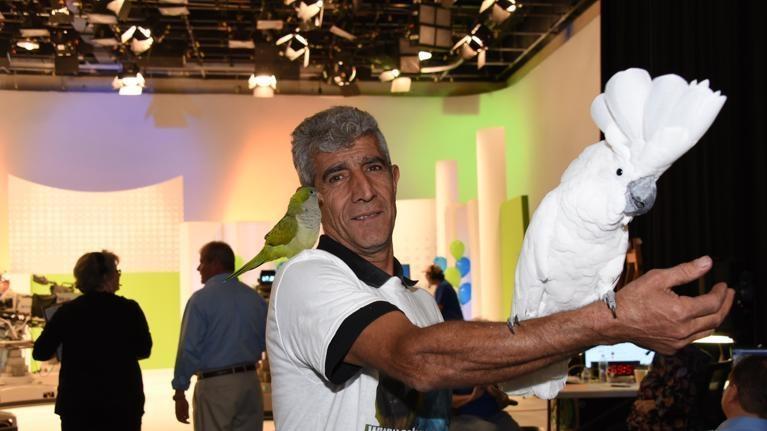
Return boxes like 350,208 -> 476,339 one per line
259,270 -> 276,285
732,348 -> 767,365
585,342 -> 655,367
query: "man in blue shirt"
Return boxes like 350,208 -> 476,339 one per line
172,241 -> 268,431
717,355 -> 767,431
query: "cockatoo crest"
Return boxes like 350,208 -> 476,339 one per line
590,68 -> 726,179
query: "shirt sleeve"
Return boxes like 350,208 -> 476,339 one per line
172,294 -> 206,391
272,257 -> 401,385
128,299 -> 153,360
32,305 -> 66,361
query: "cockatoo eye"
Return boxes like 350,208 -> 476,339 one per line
616,168 -> 623,176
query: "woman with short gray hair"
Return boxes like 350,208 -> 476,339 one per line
33,250 -> 152,431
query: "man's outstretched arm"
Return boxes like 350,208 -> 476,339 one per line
345,256 -> 734,392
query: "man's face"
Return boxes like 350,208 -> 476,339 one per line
312,133 -> 400,258
197,252 -> 220,283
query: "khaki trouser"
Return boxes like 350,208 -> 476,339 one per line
193,370 -> 264,431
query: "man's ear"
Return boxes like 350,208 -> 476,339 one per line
723,382 -> 738,409
392,164 -> 400,189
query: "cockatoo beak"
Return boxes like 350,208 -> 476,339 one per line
624,176 -> 657,216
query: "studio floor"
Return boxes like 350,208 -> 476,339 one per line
3,369 -> 275,431
3,369 -> 548,431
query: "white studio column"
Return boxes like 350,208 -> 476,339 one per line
466,199 -> 481,319
476,127 -> 507,321
435,160 -> 459,259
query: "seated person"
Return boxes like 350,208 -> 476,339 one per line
717,355 -> 767,431
451,385 -> 520,431
424,265 -> 463,321
626,344 -> 713,430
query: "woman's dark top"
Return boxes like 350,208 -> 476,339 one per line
434,280 -> 464,321
32,292 -> 152,419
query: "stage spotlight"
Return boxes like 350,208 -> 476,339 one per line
276,31 -> 309,67
248,73 -> 277,98
121,25 -> 153,55
105,0 -> 131,20
50,6 -> 73,25
112,71 -> 145,95
451,23 -> 492,69
480,0 -> 521,24
292,0 -> 323,27
324,60 -> 356,87
16,39 -> 40,51
379,68 -> 400,82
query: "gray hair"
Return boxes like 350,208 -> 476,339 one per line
291,106 -> 391,186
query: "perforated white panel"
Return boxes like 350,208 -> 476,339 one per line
8,175 -> 183,273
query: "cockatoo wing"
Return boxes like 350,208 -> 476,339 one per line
513,190 -> 559,319
264,215 -> 298,247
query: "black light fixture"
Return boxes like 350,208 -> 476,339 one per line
120,25 -> 153,55
480,0 -> 522,24
451,23 -> 492,69
49,3 -> 73,25
285,0 -> 323,27
112,64 -> 145,95
54,30 -> 79,74
276,30 -> 309,67
105,0 -> 131,20
248,43 -> 279,97
324,59 -> 356,87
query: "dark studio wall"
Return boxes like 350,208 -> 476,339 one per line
601,0 -> 767,346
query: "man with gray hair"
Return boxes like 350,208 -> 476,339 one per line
266,106 -> 734,431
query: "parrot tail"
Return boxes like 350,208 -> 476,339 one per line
228,249 -> 269,280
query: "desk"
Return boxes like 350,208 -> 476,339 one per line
548,382 -> 638,430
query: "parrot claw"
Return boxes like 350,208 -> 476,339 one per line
602,291 -> 617,319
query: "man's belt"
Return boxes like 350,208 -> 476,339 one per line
198,364 -> 257,380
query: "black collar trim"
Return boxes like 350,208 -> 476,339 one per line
317,235 -> 417,288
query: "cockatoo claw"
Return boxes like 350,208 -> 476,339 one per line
602,291 -> 617,319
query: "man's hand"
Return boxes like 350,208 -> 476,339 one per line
486,384 -> 516,408
174,391 -> 190,424
611,256 -> 735,355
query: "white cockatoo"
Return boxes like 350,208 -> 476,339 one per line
506,68 -> 726,399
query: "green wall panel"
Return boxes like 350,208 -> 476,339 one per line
499,196 -> 530,320
32,272 -> 180,370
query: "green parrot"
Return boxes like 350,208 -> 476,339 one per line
230,186 -> 321,279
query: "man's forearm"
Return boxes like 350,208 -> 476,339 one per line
351,258 -> 732,393
396,300 -> 611,389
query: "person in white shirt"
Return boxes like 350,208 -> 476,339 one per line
267,106 -> 735,431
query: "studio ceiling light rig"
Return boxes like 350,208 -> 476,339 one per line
276,31 -> 309,67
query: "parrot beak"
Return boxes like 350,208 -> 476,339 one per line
624,176 -> 657,216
